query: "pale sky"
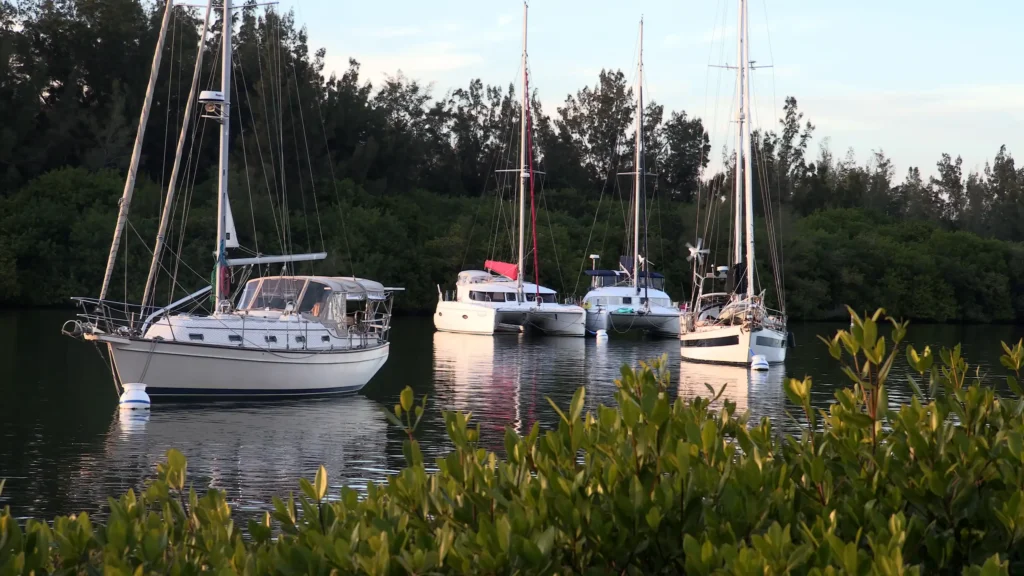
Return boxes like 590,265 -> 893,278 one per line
274,0 -> 1024,179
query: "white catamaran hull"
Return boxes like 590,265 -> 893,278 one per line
679,325 -> 786,366
93,335 -> 389,397
585,308 -> 680,338
434,301 -> 585,336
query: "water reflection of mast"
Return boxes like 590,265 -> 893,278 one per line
678,363 -> 751,411
433,332 -> 522,435
432,333 -> 586,444
677,363 -> 786,423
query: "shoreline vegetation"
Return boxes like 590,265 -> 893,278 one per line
3,1 -> 1024,323
3,310 -> 1024,573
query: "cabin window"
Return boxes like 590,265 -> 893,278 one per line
470,290 -> 499,302
228,334 -> 242,343
318,293 -> 348,327
299,282 -> 330,315
188,333 -> 204,341
321,335 -> 331,343
295,335 -> 306,344
505,293 -> 517,302
250,278 -> 306,310
755,336 -> 785,348
682,335 -> 740,348
238,280 -> 260,309
264,335 -> 278,343
621,297 -> 632,305
533,293 -> 556,304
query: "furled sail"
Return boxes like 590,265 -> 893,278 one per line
484,260 -> 518,281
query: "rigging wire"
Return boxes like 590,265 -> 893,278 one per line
289,0 -> 353,274
463,76 -> 522,271
252,8 -> 286,255
235,7 -> 285,256
486,71 -> 523,265
288,51 -> 327,258
311,80 -> 356,276
158,8 -> 179,208
570,32 -> 641,296
167,26 -> 221,303
283,50 -> 315,267
759,0 -> 786,310
230,42 -> 261,260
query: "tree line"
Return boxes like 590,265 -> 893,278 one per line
1,0 -> 1022,322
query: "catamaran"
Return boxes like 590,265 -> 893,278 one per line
581,20 -> 680,339
433,2 -> 585,337
62,0 -> 398,397
679,0 -> 788,365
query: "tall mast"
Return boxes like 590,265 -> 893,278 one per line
98,0 -> 174,301
732,0 -> 743,269
215,0 -> 232,308
142,0 -> 213,311
633,19 -> 643,292
741,0 -> 756,298
516,1 -> 528,299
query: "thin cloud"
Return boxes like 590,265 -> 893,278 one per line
329,42 -> 485,82
356,26 -> 422,40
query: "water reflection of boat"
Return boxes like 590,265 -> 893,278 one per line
432,332 -> 585,442
678,363 -> 786,419
84,396 -> 390,513
582,338 -> 679,405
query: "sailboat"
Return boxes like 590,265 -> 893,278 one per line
679,0 -> 788,366
433,2 -> 585,337
62,0 -> 399,397
581,20 -> 680,339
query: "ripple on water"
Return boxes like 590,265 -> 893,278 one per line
2,312 -> 1021,519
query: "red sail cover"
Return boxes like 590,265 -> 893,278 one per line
485,260 -> 518,280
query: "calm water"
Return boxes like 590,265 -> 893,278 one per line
1,310 -> 1022,519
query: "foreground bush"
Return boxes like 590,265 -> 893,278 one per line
3,309 -> 1024,574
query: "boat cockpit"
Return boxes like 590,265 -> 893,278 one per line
585,269 -> 666,291
235,275 -> 394,333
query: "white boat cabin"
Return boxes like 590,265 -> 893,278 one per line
236,275 -> 389,317
142,275 -> 395,351
440,270 -> 561,305
582,270 -> 672,308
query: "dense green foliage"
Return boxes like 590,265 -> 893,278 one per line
4,310 -> 1024,573
2,1 -> 1024,321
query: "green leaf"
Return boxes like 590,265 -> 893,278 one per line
646,506 -> 662,530
535,526 -> 556,556
1008,375 -> 1023,398
315,465 -> 328,501
569,387 -> 585,422
400,386 -> 414,413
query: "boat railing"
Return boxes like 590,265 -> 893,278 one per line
65,297 -> 166,337
437,285 -> 457,302
65,292 -> 395,349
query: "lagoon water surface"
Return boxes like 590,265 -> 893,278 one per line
1,310 -> 1020,519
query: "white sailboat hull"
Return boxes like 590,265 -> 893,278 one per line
96,335 -> 389,397
585,308 -> 680,338
679,324 -> 786,366
434,300 -> 585,336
